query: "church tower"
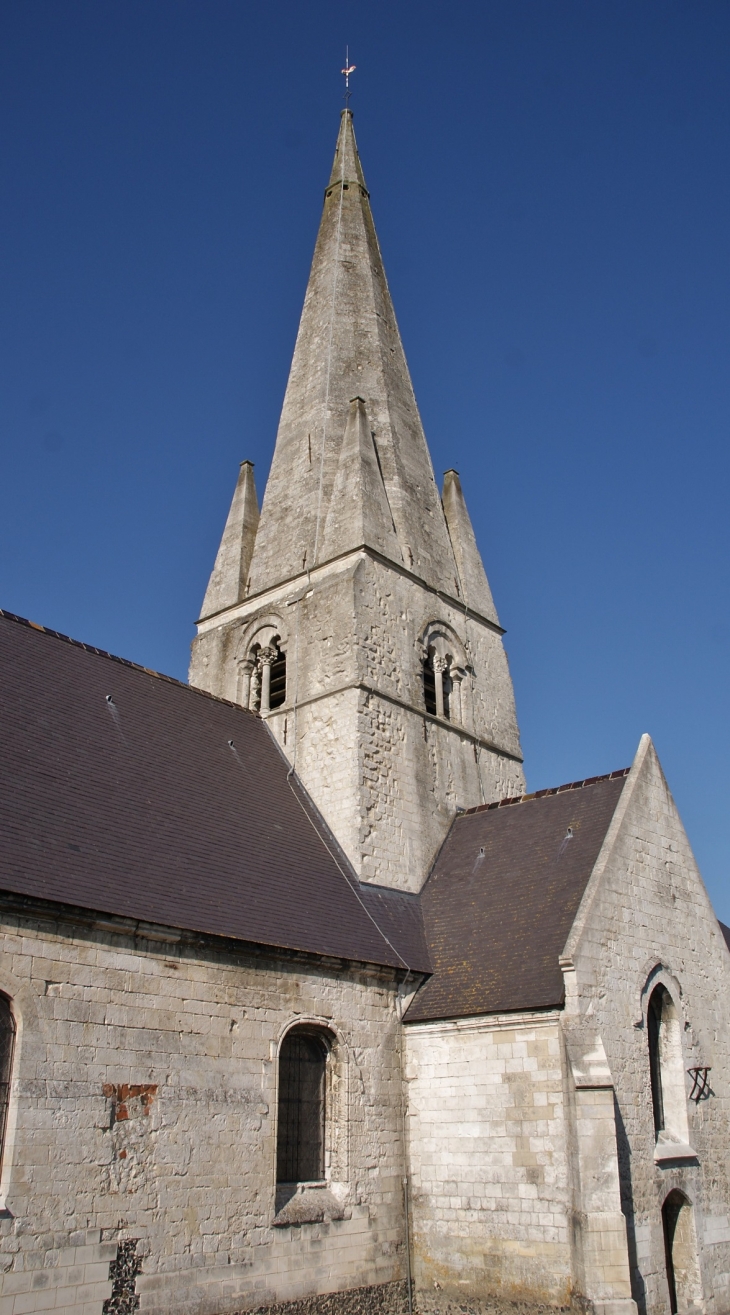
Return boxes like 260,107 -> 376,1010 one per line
190,111 -> 524,892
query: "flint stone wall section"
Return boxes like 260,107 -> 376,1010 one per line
190,553 -> 524,894
0,904 -> 408,1315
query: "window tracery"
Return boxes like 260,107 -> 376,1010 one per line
237,625 -> 286,713
420,623 -> 467,725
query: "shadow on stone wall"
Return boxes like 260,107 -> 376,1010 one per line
614,1094 -> 646,1315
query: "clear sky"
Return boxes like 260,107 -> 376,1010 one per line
1,2 -> 728,915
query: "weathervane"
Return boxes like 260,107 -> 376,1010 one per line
341,47 -> 356,107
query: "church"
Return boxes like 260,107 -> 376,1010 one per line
1,109 -> 729,1315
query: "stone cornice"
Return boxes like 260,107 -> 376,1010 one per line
196,544 -> 506,637
263,679 -> 524,765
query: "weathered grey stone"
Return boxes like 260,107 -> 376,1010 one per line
0,907 -> 408,1315
189,110 -> 525,890
441,470 -> 499,626
200,460 -> 260,620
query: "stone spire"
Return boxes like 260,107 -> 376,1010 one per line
199,460 -> 259,620
190,111 -> 525,892
442,469 -> 499,625
247,109 -> 459,596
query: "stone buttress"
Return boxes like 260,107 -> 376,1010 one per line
190,110 -> 524,892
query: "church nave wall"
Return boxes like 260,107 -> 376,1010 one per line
0,902 -> 409,1315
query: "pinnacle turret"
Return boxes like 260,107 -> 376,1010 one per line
442,469 -> 499,625
199,460 -> 259,619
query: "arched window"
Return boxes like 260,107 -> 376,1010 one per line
647,984 -> 689,1144
0,995 -> 16,1171
420,625 -> 467,725
240,637 -> 286,713
648,986 -> 665,1133
276,1029 -> 327,1185
662,1190 -> 703,1314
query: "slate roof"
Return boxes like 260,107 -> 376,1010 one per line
0,611 -> 429,972
406,772 -> 630,1022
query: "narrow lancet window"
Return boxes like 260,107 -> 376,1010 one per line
647,982 -> 689,1145
0,996 -> 16,1172
648,986 -> 665,1134
276,1030 -> 327,1185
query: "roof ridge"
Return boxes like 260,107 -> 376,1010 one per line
462,768 -> 631,816
0,608 -> 254,715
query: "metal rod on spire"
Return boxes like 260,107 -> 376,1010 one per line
341,46 -> 356,108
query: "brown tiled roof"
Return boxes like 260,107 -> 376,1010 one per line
406,772 -> 629,1022
0,611 -> 429,972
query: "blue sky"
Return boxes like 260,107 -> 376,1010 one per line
1,2 -> 728,915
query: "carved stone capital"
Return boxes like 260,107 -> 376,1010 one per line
258,645 -> 278,668
432,655 -> 449,675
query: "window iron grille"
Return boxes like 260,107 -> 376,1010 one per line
687,1067 -> 711,1101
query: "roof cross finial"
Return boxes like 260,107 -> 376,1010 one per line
341,47 -> 356,107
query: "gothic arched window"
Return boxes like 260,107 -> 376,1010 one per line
648,986 -> 665,1133
0,995 -> 16,1172
647,983 -> 689,1144
276,1029 -> 327,1185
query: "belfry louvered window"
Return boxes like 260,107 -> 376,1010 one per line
422,654 -> 437,716
269,648 -> 287,709
276,1030 -> 326,1184
0,996 -> 15,1172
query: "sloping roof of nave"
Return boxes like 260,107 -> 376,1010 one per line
0,608 -> 643,1019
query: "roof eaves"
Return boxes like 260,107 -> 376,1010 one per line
0,609 -> 255,716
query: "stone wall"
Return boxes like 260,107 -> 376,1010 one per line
562,735 -> 730,1315
403,1012 -> 574,1309
190,550 -> 524,893
0,899 -> 408,1315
